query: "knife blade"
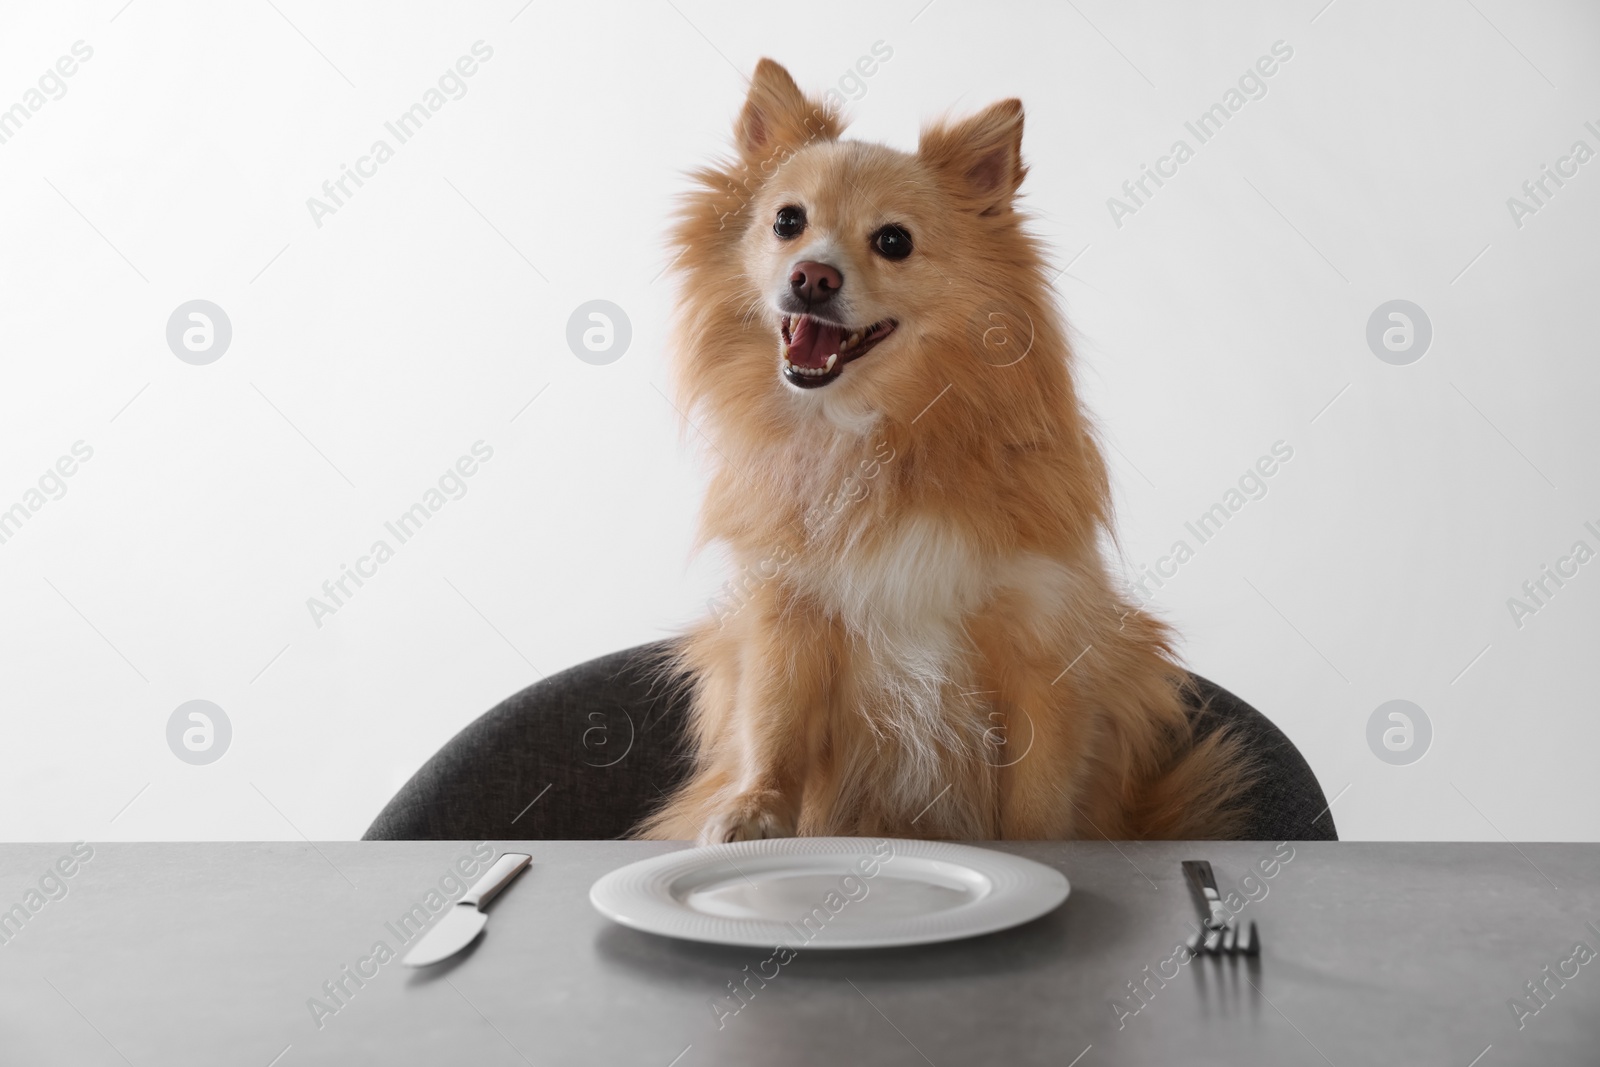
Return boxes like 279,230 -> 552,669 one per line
402,852 -> 531,967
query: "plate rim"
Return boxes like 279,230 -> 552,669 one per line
589,837 -> 1070,949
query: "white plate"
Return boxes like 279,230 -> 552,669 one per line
589,837 -> 1069,949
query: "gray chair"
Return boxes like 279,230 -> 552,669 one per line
364,640 -> 1337,841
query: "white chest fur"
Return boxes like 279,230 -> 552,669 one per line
782,516 -> 1082,830
790,514 -> 1082,652
806,515 -> 985,645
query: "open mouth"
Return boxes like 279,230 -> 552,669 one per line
780,314 -> 897,389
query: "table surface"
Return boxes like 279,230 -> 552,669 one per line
1,840 -> 1597,1066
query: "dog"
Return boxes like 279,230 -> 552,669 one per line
638,59 -> 1250,844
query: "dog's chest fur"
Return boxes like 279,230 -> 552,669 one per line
784,515 -> 1073,835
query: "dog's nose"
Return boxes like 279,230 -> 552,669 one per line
789,261 -> 843,304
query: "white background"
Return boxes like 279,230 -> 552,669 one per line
0,0 -> 1595,842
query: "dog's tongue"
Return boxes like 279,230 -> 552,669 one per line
788,316 -> 846,370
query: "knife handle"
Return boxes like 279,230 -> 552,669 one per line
463,852 -> 531,909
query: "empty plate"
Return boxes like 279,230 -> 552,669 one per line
589,837 -> 1069,948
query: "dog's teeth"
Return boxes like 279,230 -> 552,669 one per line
784,358 -> 841,379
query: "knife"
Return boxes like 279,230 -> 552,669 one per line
402,852 -> 531,967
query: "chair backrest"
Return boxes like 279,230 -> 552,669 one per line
364,640 -> 1336,841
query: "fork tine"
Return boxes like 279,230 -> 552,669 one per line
1222,924 -> 1238,954
1241,921 -> 1260,956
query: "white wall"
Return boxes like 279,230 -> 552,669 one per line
1,0 -> 1594,841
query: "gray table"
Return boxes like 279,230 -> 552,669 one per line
1,841 -> 1597,1065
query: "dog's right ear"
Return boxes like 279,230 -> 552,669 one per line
735,59 -> 840,161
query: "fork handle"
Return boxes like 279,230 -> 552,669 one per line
1182,860 -> 1231,931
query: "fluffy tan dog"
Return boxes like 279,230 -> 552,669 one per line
640,60 -> 1248,844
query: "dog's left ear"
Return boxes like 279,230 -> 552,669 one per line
918,99 -> 1027,215
736,59 -> 841,161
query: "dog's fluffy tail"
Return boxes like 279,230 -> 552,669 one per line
1131,697 -> 1258,840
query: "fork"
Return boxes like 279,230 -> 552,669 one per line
1182,860 -> 1260,957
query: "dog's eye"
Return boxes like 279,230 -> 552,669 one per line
872,224 -> 913,261
773,206 -> 806,239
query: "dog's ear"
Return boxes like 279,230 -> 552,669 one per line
736,59 -> 840,160
918,99 -> 1027,215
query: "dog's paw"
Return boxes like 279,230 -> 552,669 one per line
698,790 -> 796,845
